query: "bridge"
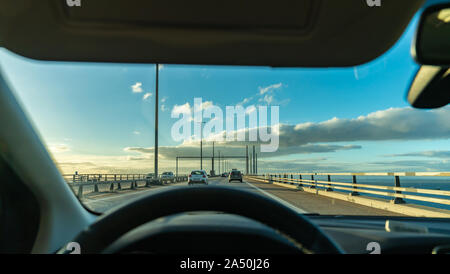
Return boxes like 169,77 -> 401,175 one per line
64,171 -> 450,217
175,144 -> 258,176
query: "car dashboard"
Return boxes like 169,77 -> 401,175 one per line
311,215 -> 450,254
101,212 -> 450,254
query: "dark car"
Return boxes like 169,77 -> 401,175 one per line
228,170 -> 243,183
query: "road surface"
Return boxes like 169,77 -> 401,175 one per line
81,177 -> 403,216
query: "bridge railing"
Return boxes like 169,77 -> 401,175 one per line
63,173 -> 189,198
246,172 -> 450,208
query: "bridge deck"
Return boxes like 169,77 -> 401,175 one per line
79,177 -> 404,216
246,179 -> 404,216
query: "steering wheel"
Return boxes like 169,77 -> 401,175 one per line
71,186 -> 344,254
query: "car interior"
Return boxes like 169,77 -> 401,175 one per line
0,0 -> 450,258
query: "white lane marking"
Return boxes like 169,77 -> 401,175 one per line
244,181 -> 307,214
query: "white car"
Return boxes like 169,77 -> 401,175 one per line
145,173 -> 155,180
161,171 -> 175,183
188,170 -> 208,185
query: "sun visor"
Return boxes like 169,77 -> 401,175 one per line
0,0 -> 424,67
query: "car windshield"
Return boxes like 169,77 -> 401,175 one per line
0,13 -> 449,216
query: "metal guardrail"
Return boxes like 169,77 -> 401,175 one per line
247,172 -> 450,207
63,174 -> 189,198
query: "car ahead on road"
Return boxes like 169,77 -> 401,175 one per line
221,172 -> 227,177
228,170 -> 243,183
145,173 -> 155,180
161,172 -> 175,183
188,170 -> 208,185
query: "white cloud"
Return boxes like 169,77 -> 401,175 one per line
57,106 -> 450,174
122,143 -> 361,161
133,131 -> 141,135
170,106 -> 450,152
49,144 -> 70,153
126,155 -> 151,161
386,150 -> 450,159
237,97 -> 252,106
285,106 -> 450,146
172,102 -> 192,116
259,83 -> 283,95
262,94 -> 273,104
132,82 -> 144,93
245,105 -> 257,114
235,83 -> 284,107
160,97 -> 169,111
143,93 -> 152,100
200,101 -> 213,110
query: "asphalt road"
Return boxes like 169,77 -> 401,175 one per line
81,177 -> 403,216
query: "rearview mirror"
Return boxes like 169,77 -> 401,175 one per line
414,4 -> 450,66
407,66 -> 450,109
408,4 -> 450,109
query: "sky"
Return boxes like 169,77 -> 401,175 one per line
0,8 -> 449,175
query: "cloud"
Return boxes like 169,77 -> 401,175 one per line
281,107 -> 450,146
201,101 -> 213,110
261,94 -> 273,104
132,82 -> 144,93
194,100 -> 214,111
259,83 -> 283,95
386,150 -> 450,158
165,106 -> 449,156
258,158 -> 450,173
56,106 -> 450,174
143,93 -> 152,100
257,83 -> 286,106
367,160 -> 450,172
245,105 -> 256,114
255,159 -> 351,173
160,97 -> 169,111
49,149 -> 176,174
48,144 -> 70,153
133,131 -> 141,135
126,155 -> 151,161
123,143 -> 361,160
58,162 -> 96,167
54,153 -> 163,174
171,100 -> 215,117
237,97 -> 252,106
172,102 -> 192,116
237,83 -> 284,107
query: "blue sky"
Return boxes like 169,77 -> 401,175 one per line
0,8 -> 449,174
